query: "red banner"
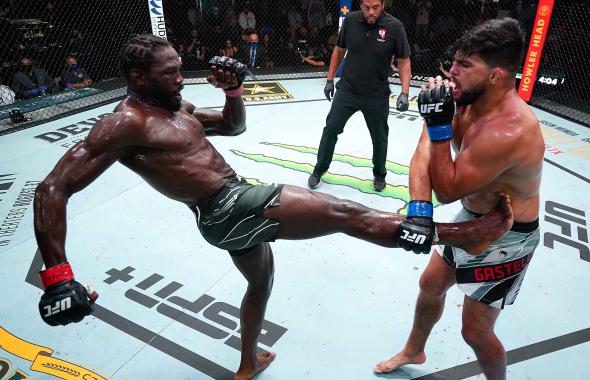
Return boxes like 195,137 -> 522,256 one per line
518,0 -> 555,102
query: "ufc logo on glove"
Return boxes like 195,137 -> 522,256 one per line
400,230 -> 427,244
420,102 -> 444,113
42,297 -> 72,317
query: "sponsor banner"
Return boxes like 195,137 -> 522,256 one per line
33,113 -> 111,149
148,0 -> 167,39
518,0 -> 555,101
242,82 -> 293,103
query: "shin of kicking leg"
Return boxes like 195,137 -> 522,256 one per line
461,296 -> 506,380
266,185 -> 402,247
230,244 -> 275,376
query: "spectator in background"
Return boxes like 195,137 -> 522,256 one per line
220,39 -> 238,58
242,32 -> 267,69
12,57 -> 55,99
238,2 -> 256,30
62,56 -> 92,90
300,46 -> 327,67
260,33 -> 276,67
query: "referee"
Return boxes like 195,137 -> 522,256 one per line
308,0 -> 411,191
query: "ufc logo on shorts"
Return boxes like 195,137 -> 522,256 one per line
400,230 -> 426,244
420,103 -> 444,113
43,297 -> 72,317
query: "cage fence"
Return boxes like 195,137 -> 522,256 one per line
0,0 -> 588,134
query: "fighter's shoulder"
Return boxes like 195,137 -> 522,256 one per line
101,106 -> 145,132
180,100 -> 196,114
87,106 -> 146,149
502,99 -> 540,135
480,104 -> 539,147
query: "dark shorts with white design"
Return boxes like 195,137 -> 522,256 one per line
436,208 -> 540,309
187,176 -> 283,255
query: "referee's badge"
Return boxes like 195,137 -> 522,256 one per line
378,28 -> 386,42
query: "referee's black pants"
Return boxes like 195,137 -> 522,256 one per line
313,87 -> 390,179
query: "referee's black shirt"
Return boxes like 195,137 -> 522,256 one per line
336,10 -> 410,96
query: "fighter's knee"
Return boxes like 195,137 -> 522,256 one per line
418,273 -> 447,298
331,200 -> 365,217
461,324 -> 489,348
250,270 -> 274,295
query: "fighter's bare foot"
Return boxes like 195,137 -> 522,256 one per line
456,193 -> 514,255
373,351 -> 426,374
234,352 -> 276,380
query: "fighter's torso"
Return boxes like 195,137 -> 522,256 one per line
451,102 -> 544,222
116,97 -> 235,203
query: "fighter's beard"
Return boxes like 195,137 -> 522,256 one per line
456,84 -> 485,107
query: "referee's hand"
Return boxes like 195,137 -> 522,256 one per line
396,92 -> 409,111
324,80 -> 334,101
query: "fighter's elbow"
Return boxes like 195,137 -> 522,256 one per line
432,189 -> 458,205
228,124 -> 247,136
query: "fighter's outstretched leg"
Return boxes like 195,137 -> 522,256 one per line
231,243 -> 277,380
264,186 -> 513,254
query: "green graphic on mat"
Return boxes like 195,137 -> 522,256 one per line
232,142 -> 440,214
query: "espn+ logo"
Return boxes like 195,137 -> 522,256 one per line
420,103 -> 444,113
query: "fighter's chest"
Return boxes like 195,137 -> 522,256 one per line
143,114 -> 204,151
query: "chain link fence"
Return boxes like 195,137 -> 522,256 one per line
0,0 -> 151,133
0,0 -> 588,134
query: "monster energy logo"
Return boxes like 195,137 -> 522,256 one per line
232,142 -> 439,213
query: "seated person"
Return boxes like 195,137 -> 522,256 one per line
300,46 -> 327,67
240,32 -> 267,68
62,56 -> 92,90
12,57 -> 55,99
219,39 -> 238,58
